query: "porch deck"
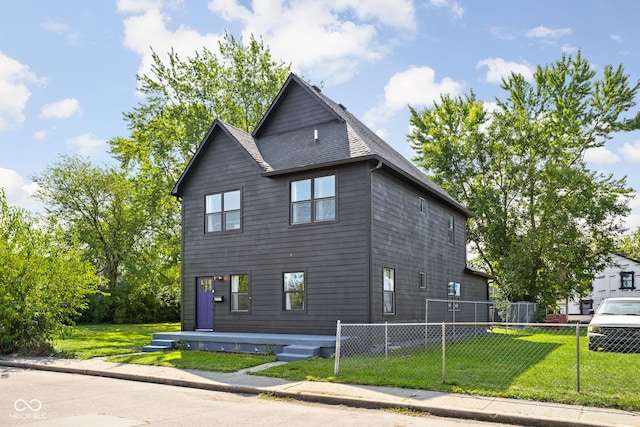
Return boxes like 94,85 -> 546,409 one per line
143,331 -> 338,361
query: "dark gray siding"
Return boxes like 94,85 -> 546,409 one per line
180,129 -> 371,334
370,170 -> 471,323
256,84 -> 337,137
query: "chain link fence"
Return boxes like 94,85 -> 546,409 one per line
334,321 -> 640,404
425,299 -> 539,323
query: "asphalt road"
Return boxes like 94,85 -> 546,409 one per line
1,367 -> 512,426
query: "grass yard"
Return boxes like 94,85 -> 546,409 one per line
253,327 -> 640,411
48,323 -> 640,411
107,350 -> 276,372
53,323 -> 180,359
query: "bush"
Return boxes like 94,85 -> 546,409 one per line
0,192 -> 101,355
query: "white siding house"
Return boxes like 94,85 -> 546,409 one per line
563,254 -> 639,319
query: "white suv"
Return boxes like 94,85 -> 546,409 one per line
588,297 -> 640,352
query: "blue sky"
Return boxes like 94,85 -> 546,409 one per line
1,0 -> 639,231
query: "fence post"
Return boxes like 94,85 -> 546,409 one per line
576,323 -> 581,394
441,322 -> 446,384
385,322 -> 388,359
334,320 -> 341,376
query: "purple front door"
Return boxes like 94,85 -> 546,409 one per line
196,277 -> 213,330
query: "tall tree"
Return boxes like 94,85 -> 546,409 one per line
32,156 -> 180,323
0,191 -> 100,354
618,228 -> 640,260
409,52 -> 639,308
107,34 -> 290,320
110,31 -> 291,190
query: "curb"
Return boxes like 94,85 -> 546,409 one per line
0,359 -> 622,427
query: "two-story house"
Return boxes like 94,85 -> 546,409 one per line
171,73 -> 489,336
562,253 -> 640,320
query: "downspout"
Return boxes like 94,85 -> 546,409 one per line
368,159 -> 383,323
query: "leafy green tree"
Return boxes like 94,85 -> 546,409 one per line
409,52 -> 639,308
0,191 -> 100,354
110,31 -> 291,190
102,33 -> 289,321
32,155 -> 180,323
618,228 -> 640,260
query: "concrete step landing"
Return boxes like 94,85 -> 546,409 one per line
142,339 -> 176,352
276,345 -> 320,361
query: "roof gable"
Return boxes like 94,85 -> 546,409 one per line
253,74 -> 342,138
171,119 -> 268,196
171,74 -> 472,216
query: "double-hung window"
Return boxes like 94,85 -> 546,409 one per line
230,274 -> 249,311
383,267 -> 395,315
447,213 -> 455,245
290,175 -> 335,224
205,190 -> 241,232
283,272 -> 305,311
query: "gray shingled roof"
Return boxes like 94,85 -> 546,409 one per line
172,74 -> 472,217
286,74 -> 472,217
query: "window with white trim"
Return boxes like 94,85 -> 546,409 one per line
383,267 -> 395,314
447,213 -> 455,245
284,272 -> 305,311
205,190 -> 241,232
290,175 -> 335,224
231,274 -> 249,311
420,271 -> 427,289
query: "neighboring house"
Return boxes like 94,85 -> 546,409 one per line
171,73 -> 489,335
563,253 -> 640,318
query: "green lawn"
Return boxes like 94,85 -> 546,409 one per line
53,323 -> 180,359
49,323 -> 640,411
253,328 -> 640,411
107,350 -> 276,372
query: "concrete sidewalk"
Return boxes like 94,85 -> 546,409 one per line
1,356 -> 638,427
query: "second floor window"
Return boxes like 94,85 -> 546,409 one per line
447,213 -> 455,245
290,175 -> 335,224
206,190 -> 241,232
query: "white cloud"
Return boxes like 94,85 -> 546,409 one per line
476,58 -> 534,84
67,133 -> 107,156
117,0 -> 224,90
208,0 -> 416,85
0,52 -> 43,131
363,66 -> 463,128
34,130 -> 46,140
0,168 -> 42,210
583,146 -> 621,165
39,98 -> 81,119
117,0 -> 164,13
620,140 -> 640,163
429,0 -> 464,19
526,25 -> 572,39
625,193 -> 640,232
610,33 -> 622,42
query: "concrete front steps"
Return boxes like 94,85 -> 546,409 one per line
275,345 -> 320,362
142,339 -> 176,352
141,331 -> 336,361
